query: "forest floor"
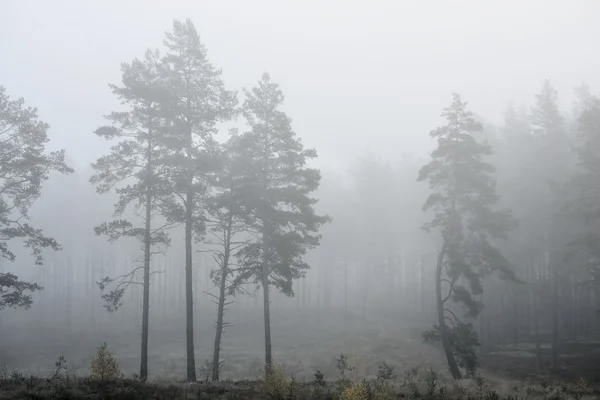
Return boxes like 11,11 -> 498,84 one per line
1,308 -> 600,398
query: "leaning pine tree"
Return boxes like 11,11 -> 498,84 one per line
417,93 -> 518,379
90,49 -> 173,381
233,73 -> 330,368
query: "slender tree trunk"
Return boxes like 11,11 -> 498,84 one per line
533,287 -> 543,372
551,264 -> 559,370
512,286 -> 518,346
572,276 -> 578,342
500,293 -> 505,345
185,127 -> 196,382
140,138 -> 153,380
435,243 -> 462,379
344,259 -> 348,320
262,266 -> 272,367
212,217 -> 232,382
212,258 -> 228,381
261,224 -> 272,367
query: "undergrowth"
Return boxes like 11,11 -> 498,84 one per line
0,348 -> 598,399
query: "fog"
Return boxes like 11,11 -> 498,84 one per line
1,0 -> 600,387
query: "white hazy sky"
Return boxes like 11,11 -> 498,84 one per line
1,0 -> 599,173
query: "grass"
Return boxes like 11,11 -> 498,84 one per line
1,353 -> 599,400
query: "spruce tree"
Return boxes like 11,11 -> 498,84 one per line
160,19 -> 238,382
0,86 -> 72,310
90,49 -> 172,380
418,93 -> 517,379
233,73 -> 330,367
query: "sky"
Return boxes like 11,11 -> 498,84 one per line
1,0 -> 599,174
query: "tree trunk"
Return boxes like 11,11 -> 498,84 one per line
551,264 -> 559,370
212,262 -> 228,381
262,271 -> 272,367
140,159 -> 152,380
533,287 -> 543,372
261,227 -> 272,367
344,259 -> 348,320
435,244 -> 462,379
511,286 -> 518,346
185,129 -> 196,382
212,219 -> 232,382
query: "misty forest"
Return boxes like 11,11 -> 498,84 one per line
2,2 -> 600,399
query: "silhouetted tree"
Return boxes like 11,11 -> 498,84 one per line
90,49 -> 174,380
160,19 -> 238,382
529,80 -> 574,370
418,93 -> 517,379
232,73 -> 329,367
0,86 -> 72,310
567,93 -> 600,328
203,133 -> 253,381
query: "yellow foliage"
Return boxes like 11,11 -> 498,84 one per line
89,342 -> 122,382
260,364 -> 290,399
340,381 -> 368,400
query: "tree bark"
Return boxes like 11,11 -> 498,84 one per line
344,259 -> 348,320
261,221 -> 272,367
435,243 -> 462,379
533,287 -> 543,372
185,125 -> 196,382
140,135 -> 152,381
262,255 -> 272,367
212,260 -> 228,381
212,214 -> 232,382
551,263 -> 559,370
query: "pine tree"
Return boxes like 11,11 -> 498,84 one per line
89,49 -> 173,381
567,93 -> 600,330
160,19 -> 238,382
89,342 -> 122,382
529,80 -> 574,370
203,133 -> 252,381
232,73 -> 330,367
418,93 -> 517,379
0,86 -> 72,310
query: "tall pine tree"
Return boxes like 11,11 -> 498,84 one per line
160,19 -> 238,382
90,49 -> 173,380
566,93 -> 600,334
233,73 -> 329,367
418,93 -> 517,379
529,80 -> 574,370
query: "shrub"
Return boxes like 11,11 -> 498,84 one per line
260,364 -> 290,399
89,342 -> 122,383
340,381 -> 368,400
